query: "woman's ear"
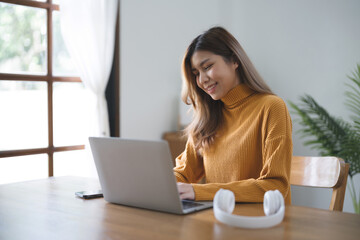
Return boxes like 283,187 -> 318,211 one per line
231,55 -> 239,69
234,62 -> 239,69
233,60 -> 239,70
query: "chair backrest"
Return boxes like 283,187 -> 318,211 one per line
290,156 -> 350,211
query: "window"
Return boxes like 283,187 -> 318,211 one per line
0,0 -> 119,184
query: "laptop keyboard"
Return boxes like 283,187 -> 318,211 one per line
181,200 -> 203,210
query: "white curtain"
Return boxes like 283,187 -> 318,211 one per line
59,0 -> 118,137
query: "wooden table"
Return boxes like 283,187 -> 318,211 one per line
0,176 -> 359,240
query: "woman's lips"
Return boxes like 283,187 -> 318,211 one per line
205,83 -> 217,94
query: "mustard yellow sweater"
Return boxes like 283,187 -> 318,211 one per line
174,84 -> 292,203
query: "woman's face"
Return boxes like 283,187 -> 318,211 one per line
191,50 -> 240,100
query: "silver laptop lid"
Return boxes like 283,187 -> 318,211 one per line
89,137 -> 185,214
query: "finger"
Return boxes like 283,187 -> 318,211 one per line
179,192 -> 190,200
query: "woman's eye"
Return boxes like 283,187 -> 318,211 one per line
204,64 -> 213,70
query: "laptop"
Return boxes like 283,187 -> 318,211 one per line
89,137 -> 213,214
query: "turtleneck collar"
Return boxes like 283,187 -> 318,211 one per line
221,84 -> 255,108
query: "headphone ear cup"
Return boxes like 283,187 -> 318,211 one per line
264,190 -> 284,216
214,189 -> 235,213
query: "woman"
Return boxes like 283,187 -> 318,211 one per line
174,26 -> 292,204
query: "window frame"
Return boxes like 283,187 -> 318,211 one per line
0,0 -> 120,177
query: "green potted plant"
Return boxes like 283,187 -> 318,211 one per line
289,64 -> 360,214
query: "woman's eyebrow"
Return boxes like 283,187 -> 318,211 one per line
199,58 -> 210,67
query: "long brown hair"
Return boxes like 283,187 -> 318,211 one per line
182,26 -> 273,151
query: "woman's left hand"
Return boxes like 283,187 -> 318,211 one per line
177,182 -> 195,200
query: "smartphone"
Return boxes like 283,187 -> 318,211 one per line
75,190 -> 103,199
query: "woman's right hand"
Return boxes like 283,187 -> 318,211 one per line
177,182 -> 195,200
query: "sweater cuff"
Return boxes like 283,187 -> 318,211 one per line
192,184 -> 219,201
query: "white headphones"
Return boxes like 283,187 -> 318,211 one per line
213,189 -> 285,229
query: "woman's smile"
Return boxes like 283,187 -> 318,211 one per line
205,83 -> 217,94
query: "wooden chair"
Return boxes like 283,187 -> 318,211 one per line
290,156 -> 350,211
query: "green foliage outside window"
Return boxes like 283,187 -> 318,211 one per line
0,3 -> 47,74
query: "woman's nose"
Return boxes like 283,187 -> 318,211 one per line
198,72 -> 209,84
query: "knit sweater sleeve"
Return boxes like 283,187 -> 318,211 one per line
192,98 -> 293,203
173,140 -> 205,183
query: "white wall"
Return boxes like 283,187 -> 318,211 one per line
120,0 -> 360,213
120,0 -> 221,140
